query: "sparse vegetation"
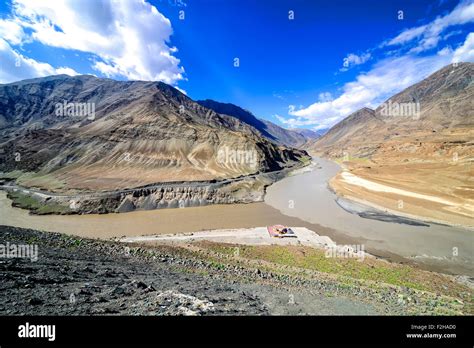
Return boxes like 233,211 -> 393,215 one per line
16,172 -> 67,192
196,242 -> 471,300
7,191 -> 71,214
0,170 -> 24,180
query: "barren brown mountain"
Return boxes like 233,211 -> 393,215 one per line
0,75 -> 307,193
197,99 -> 318,148
309,62 -> 473,227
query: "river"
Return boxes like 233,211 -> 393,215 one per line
264,157 -> 473,276
1,157 -> 472,276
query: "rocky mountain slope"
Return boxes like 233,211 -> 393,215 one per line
311,62 -> 473,157
197,99 -> 313,148
309,107 -> 383,158
0,75 -> 307,193
310,62 -> 473,227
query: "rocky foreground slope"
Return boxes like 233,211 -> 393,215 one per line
0,75 -> 307,193
0,226 -> 471,315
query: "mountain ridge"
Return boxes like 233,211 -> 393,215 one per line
0,74 -> 308,193
311,62 -> 473,157
197,99 -> 315,148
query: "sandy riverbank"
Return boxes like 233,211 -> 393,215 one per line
331,169 -> 474,229
121,226 -> 367,256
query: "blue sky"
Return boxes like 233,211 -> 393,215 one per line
0,0 -> 473,130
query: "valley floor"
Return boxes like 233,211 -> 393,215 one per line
330,160 -> 474,229
324,128 -> 474,229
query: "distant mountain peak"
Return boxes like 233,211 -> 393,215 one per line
197,99 -> 313,148
310,62 -> 473,157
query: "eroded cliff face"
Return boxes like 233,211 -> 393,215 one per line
77,178 -> 270,214
4,166 -> 298,215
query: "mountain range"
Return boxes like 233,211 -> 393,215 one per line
0,75 -> 307,192
197,99 -> 321,148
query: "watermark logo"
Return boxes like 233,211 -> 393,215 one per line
121,152 -> 157,166
325,244 -> 365,260
18,323 -> 55,342
69,200 -> 79,210
55,101 -> 95,120
452,152 -> 458,163
0,242 -> 38,262
123,152 -> 132,162
216,146 -> 258,169
343,58 -> 349,68
398,199 -> 404,209
380,100 -> 420,120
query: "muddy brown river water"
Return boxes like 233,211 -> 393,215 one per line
1,157 -> 472,276
264,157 -> 473,276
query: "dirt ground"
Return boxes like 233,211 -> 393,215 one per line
1,225 -> 471,316
329,130 -> 474,228
0,225 -> 383,315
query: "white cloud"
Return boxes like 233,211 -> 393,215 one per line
443,29 -> 463,40
0,18 -> 27,45
312,124 -> 331,131
453,32 -> 474,62
341,52 -> 371,70
388,0 -> 474,53
4,0 -> 184,84
318,92 -> 333,102
283,49 -> 462,127
276,112 -> 337,130
274,114 -> 286,123
174,86 -> 187,95
278,1 -> 474,130
0,38 -> 79,83
55,66 -> 80,76
272,92 -> 284,100
387,25 -> 428,46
